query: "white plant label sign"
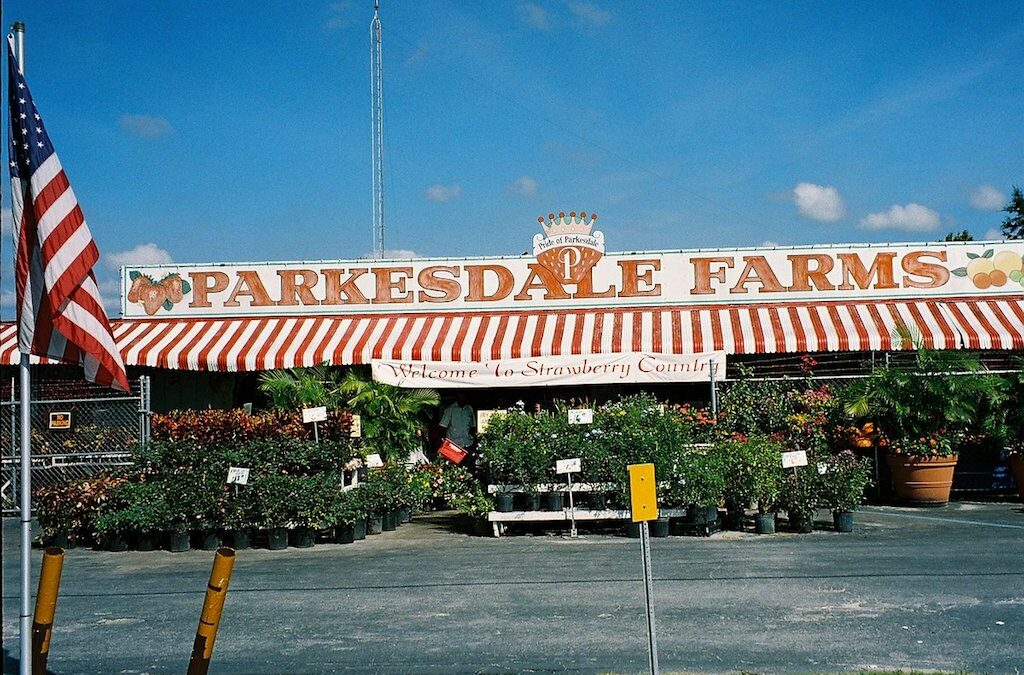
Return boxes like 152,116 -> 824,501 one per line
556,458 -> 581,474
782,450 -> 808,469
226,467 -> 250,485
365,453 -> 384,468
302,406 -> 328,423
349,414 -> 362,438
568,408 -> 594,425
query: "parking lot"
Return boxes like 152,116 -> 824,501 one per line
3,502 -> 1023,674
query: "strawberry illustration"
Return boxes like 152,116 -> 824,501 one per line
126,274 -> 146,303
139,280 -> 168,316
163,274 -> 184,303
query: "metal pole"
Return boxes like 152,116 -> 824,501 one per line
709,361 -> 718,416
187,547 -> 236,675
31,546 -> 65,674
567,472 -> 576,538
313,419 -> 319,443
639,521 -> 659,675
13,22 -> 33,675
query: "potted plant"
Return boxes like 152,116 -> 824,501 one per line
819,450 -> 872,532
782,464 -> 820,534
844,331 -> 1008,505
94,509 -> 131,552
668,447 -> 725,525
726,436 -> 784,534
339,371 -> 439,463
252,474 -> 292,550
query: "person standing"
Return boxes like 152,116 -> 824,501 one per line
439,393 -> 476,451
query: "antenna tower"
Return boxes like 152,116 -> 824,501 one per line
370,1 -> 385,258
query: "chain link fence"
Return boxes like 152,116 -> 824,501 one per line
1,376 -> 150,514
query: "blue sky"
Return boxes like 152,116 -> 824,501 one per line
2,1 -> 1022,317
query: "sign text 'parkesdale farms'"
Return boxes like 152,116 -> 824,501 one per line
371,351 -> 726,388
121,214 -> 1024,318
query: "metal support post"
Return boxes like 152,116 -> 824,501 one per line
31,546 -> 65,674
709,362 -> 718,416
187,547 -> 236,675
639,521 -> 659,675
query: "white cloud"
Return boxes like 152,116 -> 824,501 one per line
984,228 -> 1004,240
119,114 -> 172,139
324,2 -> 353,30
791,182 -> 845,222
105,243 -> 173,271
569,2 -> 610,26
510,175 -> 539,199
425,183 -> 462,202
969,184 -> 1006,211
518,2 -> 551,30
859,203 -> 940,231
363,249 -> 423,260
760,240 -> 779,247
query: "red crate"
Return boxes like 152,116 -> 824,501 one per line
439,438 -> 468,465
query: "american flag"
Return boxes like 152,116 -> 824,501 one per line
7,36 -> 129,391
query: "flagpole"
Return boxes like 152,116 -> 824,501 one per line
12,20 -> 33,675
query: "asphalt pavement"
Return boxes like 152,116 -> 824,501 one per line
3,502 -> 1023,674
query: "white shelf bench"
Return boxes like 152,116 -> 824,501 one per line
486,507 -> 689,537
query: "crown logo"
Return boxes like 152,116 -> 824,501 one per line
532,209 -> 606,285
538,211 -> 597,237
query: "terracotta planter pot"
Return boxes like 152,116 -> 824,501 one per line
1008,454 -> 1024,499
886,454 -> 958,505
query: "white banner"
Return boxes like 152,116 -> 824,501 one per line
371,351 -> 726,388
121,238 -> 1024,318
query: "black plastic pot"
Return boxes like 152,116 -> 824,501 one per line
789,514 -> 813,534
169,532 -> 190,552
353,519 -> 367,540
51,532 -> 74,549
542,492 -> 564,512
368,516 -> 383,535
517,493 -> 541,511
650,518 -> 670,538
398,507 -> 412,523
229,530 -> 251,550
724,507 -> 746,530
266,527 -> 288,550
134,532 -> 157,551
625,522 -> 641,538
105,533 -> 129,552
357,467 -> 368,482
382,511 -> 398,531
587,492 -> 609,510
290,527 -> 315,548
833,510 -> 854,533
337,523 -> 356,544
199,531 -> 222,551
495,493 -> 515,512
754,512 -> 776,535
695,505 -> 719,524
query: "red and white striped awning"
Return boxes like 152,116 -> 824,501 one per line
3,295 -> 1022,372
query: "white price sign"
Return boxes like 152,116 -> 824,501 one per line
782,450 -> 808,469
568,408 -> 593,425
226,467 -> 250,485
556,458 -> 581,474
302,406 -> 328,423
365,453 -> 384,468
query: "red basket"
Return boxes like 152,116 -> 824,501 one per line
439,438 -> 468,465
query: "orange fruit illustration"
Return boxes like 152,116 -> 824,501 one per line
139,281 -> 168,315
127,275 -> 146,303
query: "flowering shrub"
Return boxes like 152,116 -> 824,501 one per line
818,450 -> 873,512
889,431 -> 955,458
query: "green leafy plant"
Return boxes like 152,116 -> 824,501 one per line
722,436 -> 785,514
844,329 -> 1008,457
818,450 -> 873,513
258,364 -> 346,410
341,370 -> 438,462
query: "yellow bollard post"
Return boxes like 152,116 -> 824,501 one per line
187,547 -> 236,675
31,546 -> 65,675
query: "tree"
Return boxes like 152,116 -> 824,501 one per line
944,230 -> 973,241
340,371 -> 439,462
1003,185 -> 1024,240
258,364 -> 345,410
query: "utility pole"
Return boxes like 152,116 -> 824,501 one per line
370,1 -> 385,259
